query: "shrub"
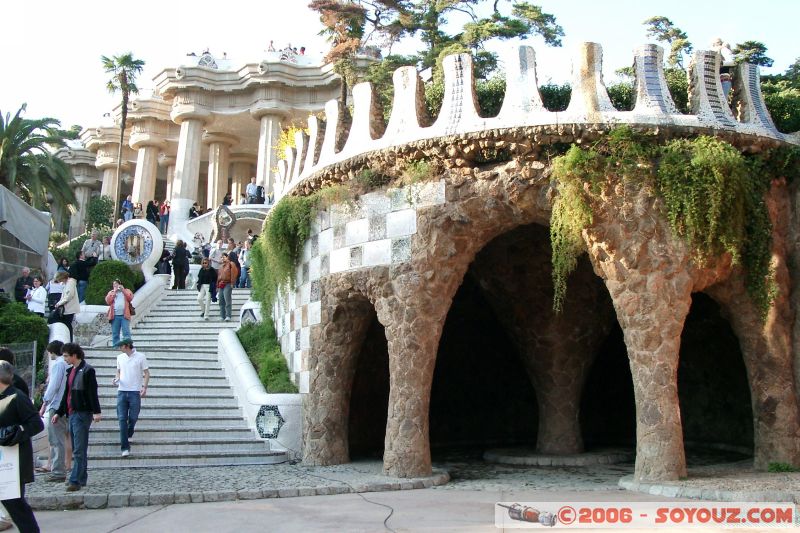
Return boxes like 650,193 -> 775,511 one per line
49,232 -> 68,246
237,321 -> 297,393
0,301 -> 49,387
768,462 -> 799,473
85,260 -> 137,305
86,195 -> 115,230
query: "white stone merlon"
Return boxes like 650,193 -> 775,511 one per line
384,66 -> 431,140
436,53 -> 483,135
734,63 -> 783,137
633,44 -> 679,117
567,42 -> 616,122
342,82 -> 386,156
689,50 -> 738,129
498,46 -> 545,119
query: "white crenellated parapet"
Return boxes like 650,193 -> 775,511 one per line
276,42 -> 798,203
292,129 -> 309,179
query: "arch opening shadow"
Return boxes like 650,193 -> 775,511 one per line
679,293 -> 753,462
347,309 -> 390,460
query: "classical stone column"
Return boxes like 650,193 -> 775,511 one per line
131,145 -> 160,205
253,112 -> 282,197
230,155 -> 254,203
158,155 -> 176,203
168,115 -> 207,239
203,133 -> 237,209
69,185 -> 92,235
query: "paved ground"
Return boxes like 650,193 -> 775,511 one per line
22,450 -> 800,531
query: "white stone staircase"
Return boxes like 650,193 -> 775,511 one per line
84,288 -> 286,468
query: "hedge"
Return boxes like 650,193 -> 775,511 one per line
85,260 -> 138,305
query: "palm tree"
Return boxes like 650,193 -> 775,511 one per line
0,104 -> 76,209
101,52 -> 145,218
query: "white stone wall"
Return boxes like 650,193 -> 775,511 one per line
273,180 -> 446,392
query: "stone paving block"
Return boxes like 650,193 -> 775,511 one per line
174,492 -> 191,504
190,492 -> 204,503
56,494 -> 84,509
149,492 -> 175,505
297,487 -> 316,497
107,493 -> 130,508
84,494 -> 108,509
681,487 -> 703,499
660,485 -> 681,498
129,493 -> 150,507
29,495 -> 57,510
411,480 -> 425,489
327,486 -> 350,495
313,486 -> 331,496
278,488 -> 299,498
371,482 -> 392,492
237,489 -> 263,500
261,489 -> 279,498
204,490 -> 236,502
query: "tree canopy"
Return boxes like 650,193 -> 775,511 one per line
0,104 -> 76,210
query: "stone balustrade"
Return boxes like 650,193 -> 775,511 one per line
275,43 -> 796,202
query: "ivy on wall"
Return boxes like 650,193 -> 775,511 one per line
550,126 -> 800,318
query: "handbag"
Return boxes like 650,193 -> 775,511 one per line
129,303 -> 136,316
217,281 -> 227,289
48,306 -> 64,324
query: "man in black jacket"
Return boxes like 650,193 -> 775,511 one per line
13,268 -> 33,303
68,252 -> 91,303
0,360 -> 43,532
52,343 -> 101,492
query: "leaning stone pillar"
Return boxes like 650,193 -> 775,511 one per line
69,184 -> 92,236
158,155 -> 176,203
303,293 -> 374,466
131,145 -> 160,205
706,184 -> 800,469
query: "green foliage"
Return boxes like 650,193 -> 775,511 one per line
86,195 -> 114,230
0,104 -> 77,210
768,462 -> 799,473
85,260 -> 137,305
540,83 -> 571,111
762,82 -> 800,133
0,301 -> 49,384
49,232 -> 68,246
236,321 -> 297,393
664,68 -> 690,114
355,169 -> 392,190
643,16 -> 692,69
733,40 -> 773,67
607,82 -> 634,111
550,127 -> 785,318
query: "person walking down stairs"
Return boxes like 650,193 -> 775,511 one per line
113,339 -> 149,458
217,253 -> 238,322
196,259 -> 217,321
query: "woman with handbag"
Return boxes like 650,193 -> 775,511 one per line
24,276 -> 47,317
105,279 -> 134,347
51,271 -> 80,342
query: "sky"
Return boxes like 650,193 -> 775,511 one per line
1,0 -> 799,130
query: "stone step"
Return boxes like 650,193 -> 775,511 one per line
83,352 -> 219,362
94,379 -> 229,390
96,405 -> 242,417
91,415 -> 245,428
94,367 -> 225,379
98,393 -> 235,406
115,340 -> 221,349
88,449 -> 286,468
91,359 -> 222,370
89,426 -> 256,440
89,437 -> 270,453
133,323 -> 240,331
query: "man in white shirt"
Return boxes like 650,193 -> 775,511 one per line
113,339 -> 149,457
245,177 -> 258,203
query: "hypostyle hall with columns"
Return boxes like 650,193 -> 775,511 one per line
61,51 -> 342,237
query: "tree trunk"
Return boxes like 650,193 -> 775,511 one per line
114,93 -> 128,221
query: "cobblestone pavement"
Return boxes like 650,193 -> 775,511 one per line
26,448 -> 800,509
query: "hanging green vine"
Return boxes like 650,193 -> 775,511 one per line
550,126 -> 795,319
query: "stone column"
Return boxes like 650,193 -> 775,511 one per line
69,185 -> 92,235
203,133 -> 237,209
168,114 -> 207,239
230,155 -> 254,202
158,155 -> 177,203
131,145 -> 160,205
253,112 -> 282,197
